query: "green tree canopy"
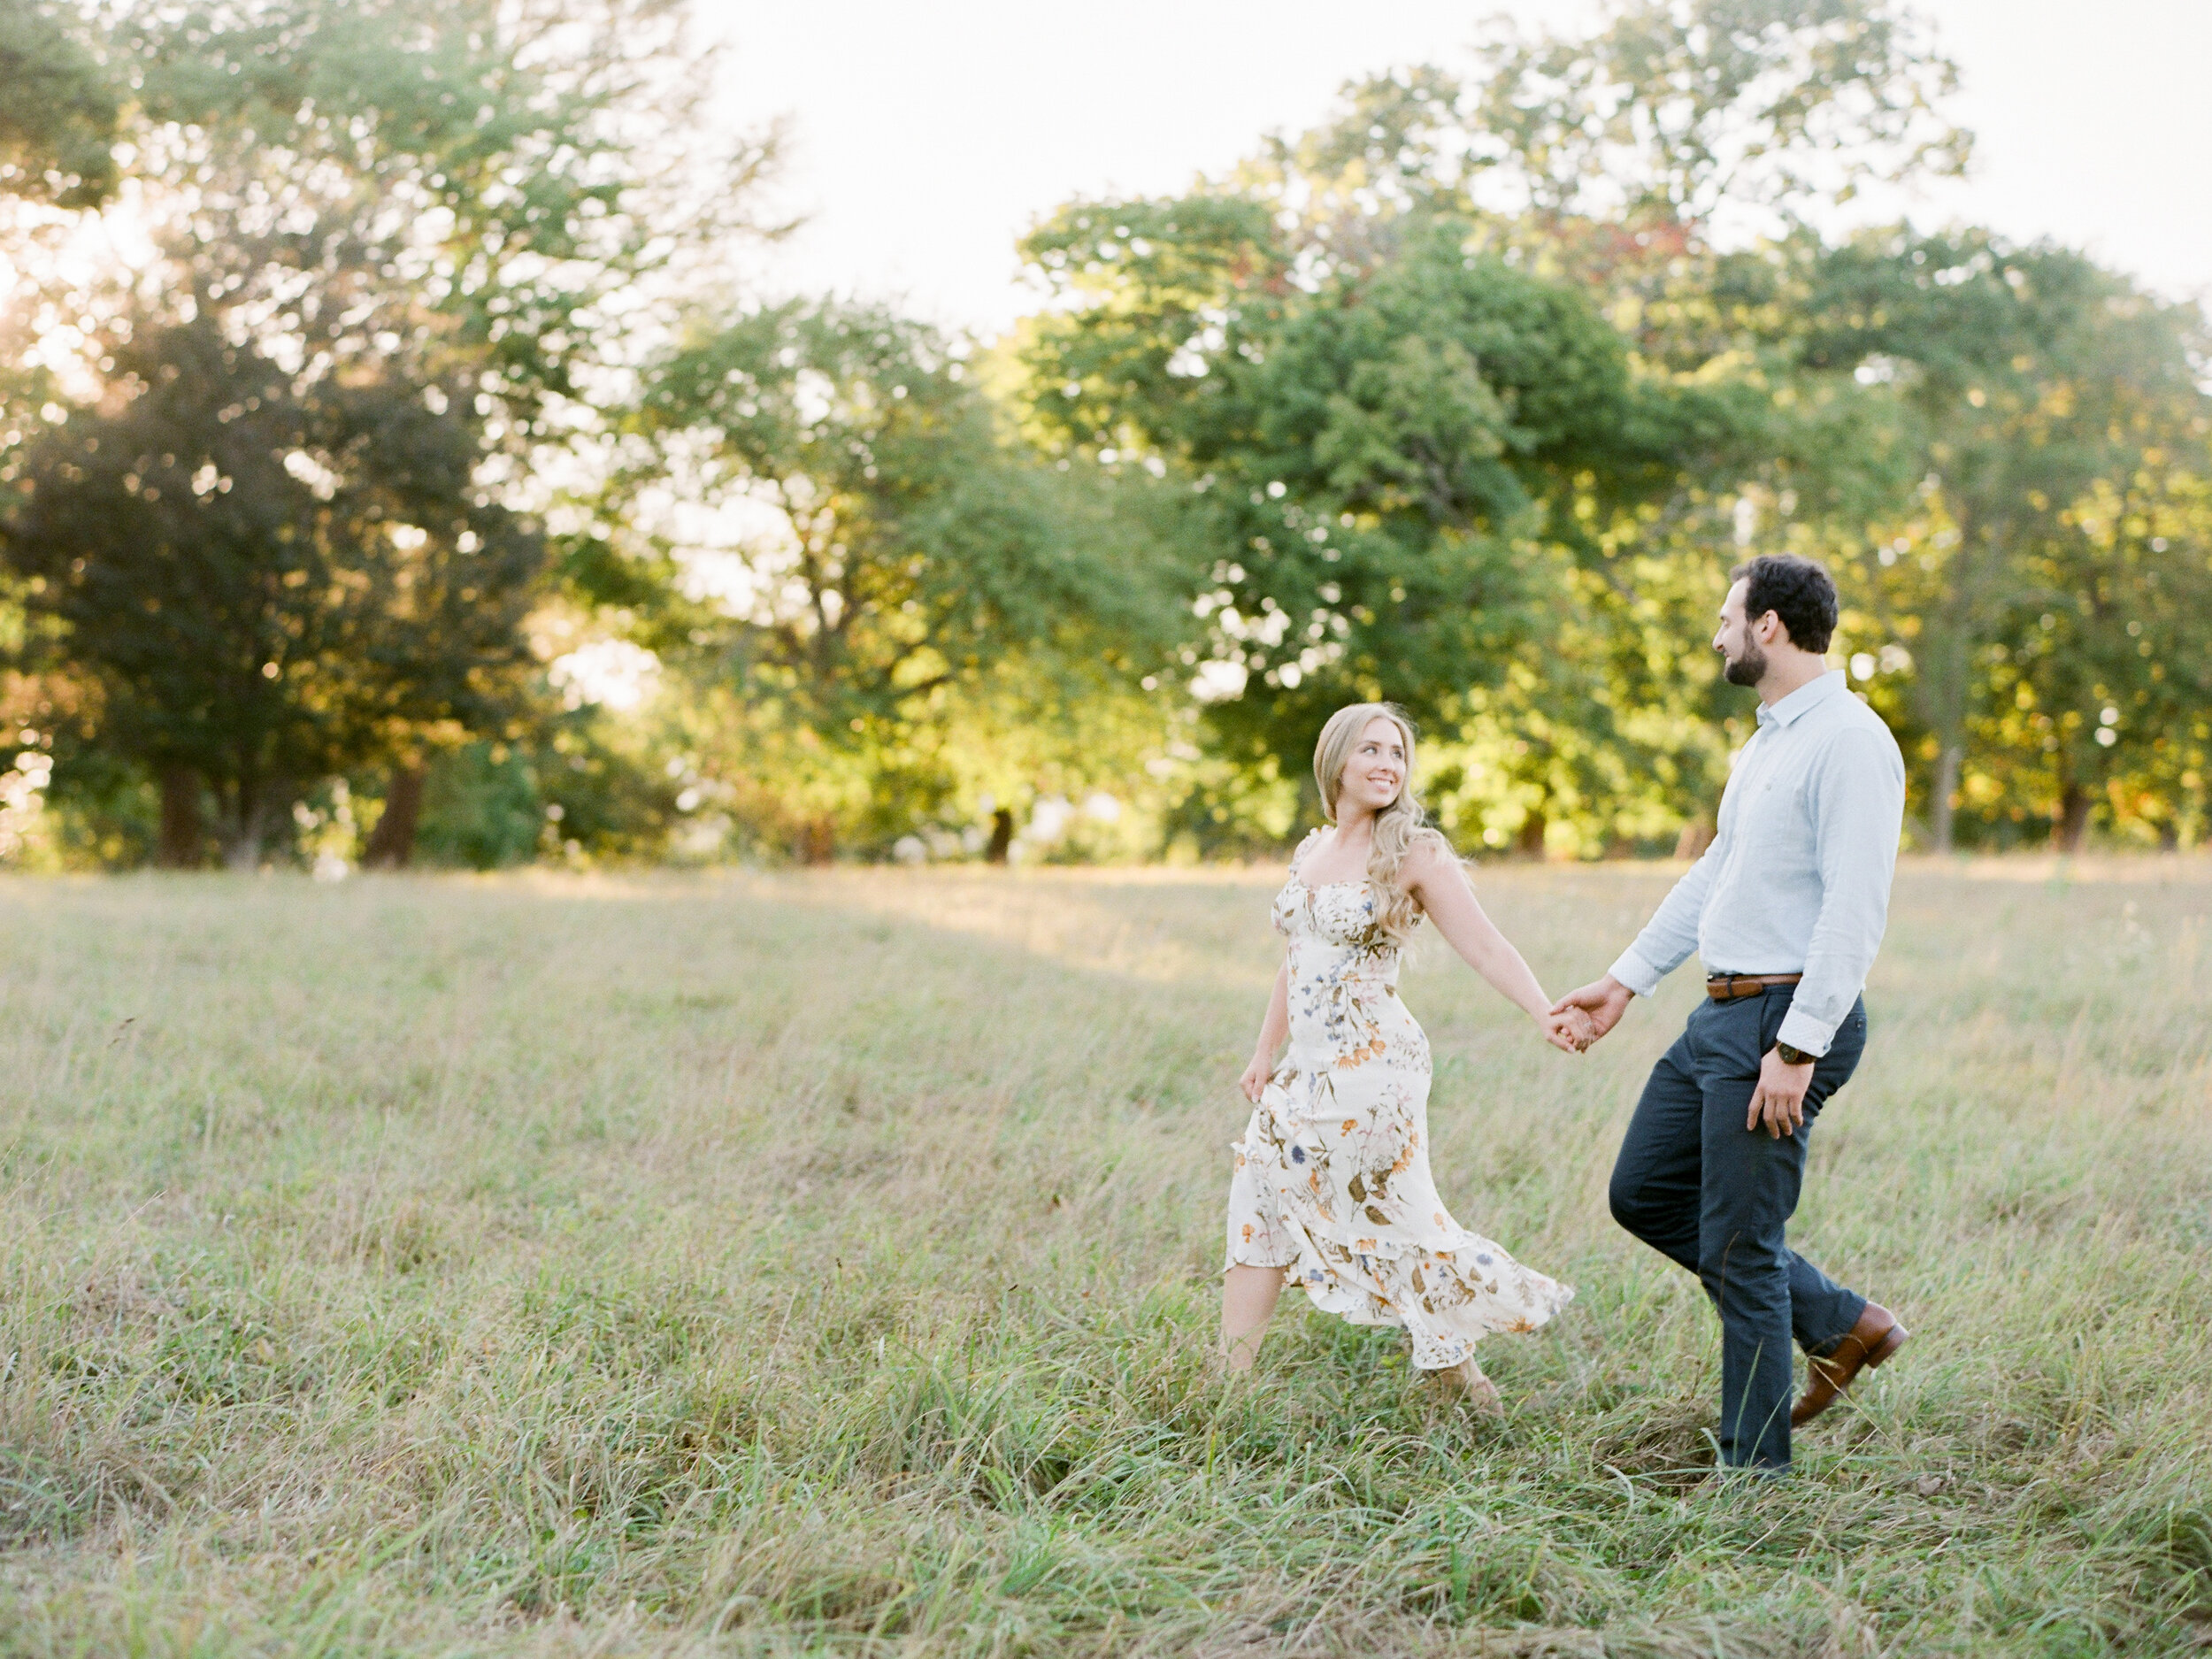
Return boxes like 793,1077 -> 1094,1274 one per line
1789,230 -> 2212,847
630,299 -> 1193,857
1018,204 -> 1753,821
0,0 -> 784,866
0,0 -> 119,206
4,313 -> 542,864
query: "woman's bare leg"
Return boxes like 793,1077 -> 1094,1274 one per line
1426,1356 -> 1503,1413
1221,1265 -> 1285,1371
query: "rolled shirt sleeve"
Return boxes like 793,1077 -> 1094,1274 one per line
1609,841 -> 1720,997
1774,726 -> 1907,1056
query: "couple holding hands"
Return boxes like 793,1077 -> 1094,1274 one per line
1219,555 -> 1909,1476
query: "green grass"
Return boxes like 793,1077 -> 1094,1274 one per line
0,861 -> 2206,1655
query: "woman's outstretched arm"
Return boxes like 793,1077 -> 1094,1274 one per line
1406,841 -> 1587,1053
1239,959 -> 1292,1102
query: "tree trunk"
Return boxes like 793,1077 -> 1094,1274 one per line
157,766 -> 203,869
1929,741 -> 1964,853
2054,780 -> 2093,854
796,817 -> 835,865
1917,513 -> 1980,856
223,817 -> 266,870
220,775 -> 279,871
985,807 -> 1014,864
361,766 -> 426,870
1516,809 -> 1548,860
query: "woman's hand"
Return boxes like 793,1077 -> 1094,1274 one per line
1242,960 -> 1290,1104
1239,1053 -> 1272,1102
1538,1004 -> 1595,1054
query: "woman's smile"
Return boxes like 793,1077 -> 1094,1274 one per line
1339,717 -> 1408,810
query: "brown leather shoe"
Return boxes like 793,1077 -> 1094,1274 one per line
1792,1302 -> 1908,1427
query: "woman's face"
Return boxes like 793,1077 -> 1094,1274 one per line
1336,716 -> 1408,817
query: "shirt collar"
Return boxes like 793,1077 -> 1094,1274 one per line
1755,668 -> 1847,728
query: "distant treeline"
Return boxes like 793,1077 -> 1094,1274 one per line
2,0 -> 2206,870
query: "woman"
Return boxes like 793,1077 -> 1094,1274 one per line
1222,703 -> 1587,1407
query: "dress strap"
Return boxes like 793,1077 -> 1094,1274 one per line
1289,826 -> 1325,876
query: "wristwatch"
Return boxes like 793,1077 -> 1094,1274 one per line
1773,1041 -> 1815,1066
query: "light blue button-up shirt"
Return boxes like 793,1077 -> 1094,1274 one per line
1608,670 -> 1906,1056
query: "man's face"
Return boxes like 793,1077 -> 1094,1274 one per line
1715,580 -> 1769,687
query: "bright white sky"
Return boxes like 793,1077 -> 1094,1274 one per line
702,0 -> 2212,340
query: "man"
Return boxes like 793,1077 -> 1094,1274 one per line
1555,554 -> 1908,1475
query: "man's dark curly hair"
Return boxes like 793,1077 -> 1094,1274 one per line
1730,555 -> 1839,654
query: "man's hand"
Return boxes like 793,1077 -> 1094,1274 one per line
1550,975 -> 1634,1047
1748,1047 -> 1816,1139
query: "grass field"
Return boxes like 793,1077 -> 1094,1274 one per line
0,860 -> 2207,1656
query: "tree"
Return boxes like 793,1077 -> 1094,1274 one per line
631,299 -> 1189,859
95,0 -> 782,435
0,0 -> 119,206
3,314 -> 542,865
1019,204 -> 1748,826
1216,0 -> 1967,349
1793,231 -> 2212,848
1973,436 -> 2212,850
1459,0 -> 1966,228
1005,0 -> 1978,853
0,0 -> 784,865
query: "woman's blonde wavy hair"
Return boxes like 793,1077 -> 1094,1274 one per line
1312,702 -> 1456,948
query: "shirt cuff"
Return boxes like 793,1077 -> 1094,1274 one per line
1608,949 -> 1663,999
1777,1005 -> 1837,1057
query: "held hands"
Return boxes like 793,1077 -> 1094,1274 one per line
1748,1047 -> 1816,1139
1549,975 -> 1634,1050
1539,1004 -> 1595,1054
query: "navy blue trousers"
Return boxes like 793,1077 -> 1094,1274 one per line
1608,987 -> 1869,1471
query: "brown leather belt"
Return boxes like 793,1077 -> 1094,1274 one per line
1707,972 -> 1802,1002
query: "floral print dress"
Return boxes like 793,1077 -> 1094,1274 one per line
1224,831 -> 1574,1370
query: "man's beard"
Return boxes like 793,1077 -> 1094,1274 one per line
1722,640 -> 1768,687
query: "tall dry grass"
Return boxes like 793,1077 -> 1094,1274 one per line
0,860 -> 2205,1655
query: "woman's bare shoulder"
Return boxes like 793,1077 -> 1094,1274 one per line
1402,828 -> 1468,885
